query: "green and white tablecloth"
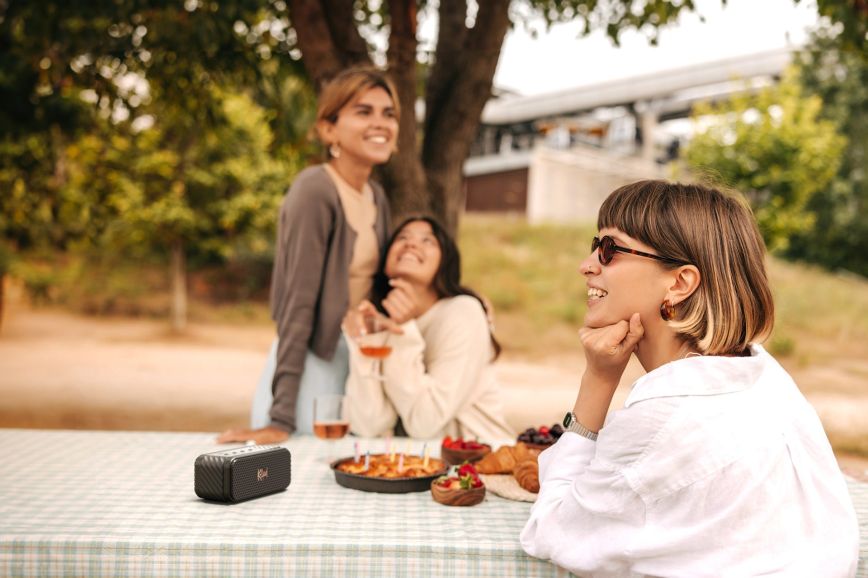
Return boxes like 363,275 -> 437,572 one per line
0,429 -> 573,577
0,428 -> 866,577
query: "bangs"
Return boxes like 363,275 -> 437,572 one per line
597,180 -> 683,263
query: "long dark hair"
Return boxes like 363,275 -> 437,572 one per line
371,215 -> 501,360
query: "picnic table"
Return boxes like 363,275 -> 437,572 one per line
0,428 -> 865,577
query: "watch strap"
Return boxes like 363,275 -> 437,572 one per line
563,411 -> 598,441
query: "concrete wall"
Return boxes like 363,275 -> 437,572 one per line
526,145 -> 665,224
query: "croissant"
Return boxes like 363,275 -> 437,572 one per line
476,443 -> 540,474
514,459 -> 540,493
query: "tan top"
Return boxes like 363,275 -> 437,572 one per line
344,295 -> 515,443
324,164 -> 379,311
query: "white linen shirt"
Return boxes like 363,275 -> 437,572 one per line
520,345 -> 859,578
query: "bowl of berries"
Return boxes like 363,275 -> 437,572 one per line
517,424 -> 565,451
440,436 -> 492,466
430,463 -> 486,507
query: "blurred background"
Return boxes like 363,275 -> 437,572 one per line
0,0 -> 865,470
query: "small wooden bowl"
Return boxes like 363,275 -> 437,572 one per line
440,444 -> 492,466
430,481 -> 486,507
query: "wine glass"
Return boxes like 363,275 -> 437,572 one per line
357,315 -> 392,381
313,394 -> 348,462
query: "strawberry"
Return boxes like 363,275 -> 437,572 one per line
457,463 -> 478,478
538,426 -> 550,436
442,436 -> 454,448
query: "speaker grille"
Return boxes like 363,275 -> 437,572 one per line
230,449 -> 291,502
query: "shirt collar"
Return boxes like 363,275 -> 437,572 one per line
625,344 -> 769,407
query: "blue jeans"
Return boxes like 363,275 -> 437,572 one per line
250,335 -> 349,434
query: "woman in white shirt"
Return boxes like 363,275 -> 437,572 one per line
520,180 -> 859,577
343,216 -> 514,442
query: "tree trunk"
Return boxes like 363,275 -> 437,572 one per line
290,0 -> 512,235
170,239 -> 187,333
0,272 -> 5,333
422,0 -> 511,235
381,0 -> 429,220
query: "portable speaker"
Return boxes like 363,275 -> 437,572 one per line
194,445 -> 291,503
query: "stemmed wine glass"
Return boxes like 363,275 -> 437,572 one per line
357,315 -> 392,381
313,393 -> 348,463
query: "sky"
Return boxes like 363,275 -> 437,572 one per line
492,0 -> 821,96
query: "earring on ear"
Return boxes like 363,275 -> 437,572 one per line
660,299 -> 676,321
329,143 -> 341,159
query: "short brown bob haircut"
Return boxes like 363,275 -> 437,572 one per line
598,180 -> 774,356
315,66 -> 400,137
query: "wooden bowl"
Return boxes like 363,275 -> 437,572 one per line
430,481 -> 486,507
440,443 -> 492,466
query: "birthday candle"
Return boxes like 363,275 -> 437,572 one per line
422,443 -> 429,468
386,435 -> 392,455
354,441 -> 360,463
390,447 -> 396,463
397,453 -> 404,472
364,451 -> 370,471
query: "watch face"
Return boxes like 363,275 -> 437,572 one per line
563,412 -> 573,428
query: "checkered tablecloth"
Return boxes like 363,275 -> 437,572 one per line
0,429 -> 573,577
0,429 -> 866,577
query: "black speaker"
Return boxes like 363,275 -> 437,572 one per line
194,445 -> 291,503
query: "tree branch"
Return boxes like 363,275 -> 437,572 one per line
424,0 -> 467,132
322,0 -> 372,68
288,0 -> 370,89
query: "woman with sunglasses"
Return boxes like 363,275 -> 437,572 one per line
521,180 -> 858,576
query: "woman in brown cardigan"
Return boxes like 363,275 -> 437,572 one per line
218,67 -> 399,444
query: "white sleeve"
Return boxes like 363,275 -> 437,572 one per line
380,297 -> 491,439
344,335 -> 399,438
520,433 -> 646,576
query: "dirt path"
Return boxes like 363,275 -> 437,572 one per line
2,296 -> 867,482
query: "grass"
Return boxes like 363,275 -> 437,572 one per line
15,214 -> 868,364
458,214 -> 868,364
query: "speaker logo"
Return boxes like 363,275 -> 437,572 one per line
257,467 -> 269,481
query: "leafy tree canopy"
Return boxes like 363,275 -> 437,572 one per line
685,68 -> 846,252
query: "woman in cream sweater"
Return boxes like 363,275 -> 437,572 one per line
343,216 -> 514,443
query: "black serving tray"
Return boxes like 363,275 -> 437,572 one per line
330,455 -> 447,494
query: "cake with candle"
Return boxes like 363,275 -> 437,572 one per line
335,454 -> 446,479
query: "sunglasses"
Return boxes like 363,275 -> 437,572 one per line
592,236 -> 688,266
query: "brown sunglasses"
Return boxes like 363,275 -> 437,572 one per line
592,236 -> 689,266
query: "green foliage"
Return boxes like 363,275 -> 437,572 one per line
785,23 -> 868,276
64,89 -> 294,264
684,69 -> 846,252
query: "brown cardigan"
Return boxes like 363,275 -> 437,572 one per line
268,165 -> 391,432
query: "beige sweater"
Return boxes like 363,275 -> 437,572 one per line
345,295 -> 515,443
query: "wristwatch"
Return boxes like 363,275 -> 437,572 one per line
563,411 -> 598,441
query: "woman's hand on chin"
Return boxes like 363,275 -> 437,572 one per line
579,312 -> 645,384
382,278 -> 425,324
216,426 -> 289,445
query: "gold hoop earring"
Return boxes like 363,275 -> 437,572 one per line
660,299 -> 676,321
329,143 -> 341,159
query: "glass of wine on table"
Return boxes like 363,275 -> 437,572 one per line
313,394 -> 348,461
